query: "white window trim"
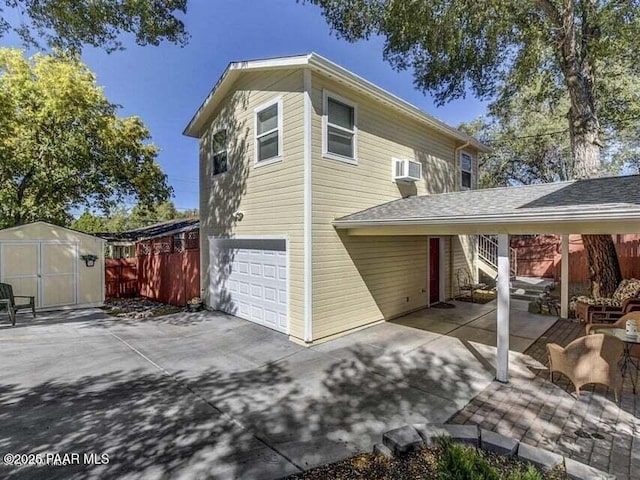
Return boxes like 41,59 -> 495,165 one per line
460,150 -> 474,190
322,89 -> 358,165
254,96 -> 284,167
212,128 -> 228,177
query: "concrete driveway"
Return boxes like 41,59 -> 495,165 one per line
0,303 -> 547,479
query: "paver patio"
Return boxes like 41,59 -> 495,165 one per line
0,301 -> 636,479
449,318 -> 640,480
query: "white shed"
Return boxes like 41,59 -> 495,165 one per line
0,222 -> 105,310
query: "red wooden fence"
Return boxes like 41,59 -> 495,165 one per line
511,234 -> 640,284
105,258 -> 138,298
136,230 -> 200,306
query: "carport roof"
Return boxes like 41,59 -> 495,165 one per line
333,175 -> 640,232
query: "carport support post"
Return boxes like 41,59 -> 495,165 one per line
496,234 -> 510,383
561,235 -> 569,319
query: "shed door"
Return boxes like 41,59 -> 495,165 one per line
41,243 -> 77,307
0,243 -> 40,306
210,238 -> 288,333
0,242 -> 77,308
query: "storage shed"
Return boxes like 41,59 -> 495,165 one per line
0,222 -> 105,310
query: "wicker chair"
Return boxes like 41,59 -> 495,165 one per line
547,333 -> 624,401
0,282 -> 36,326
586,312 -> 640,359
573,278 -> 640,323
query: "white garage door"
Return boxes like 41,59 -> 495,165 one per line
210,238 -> 288,333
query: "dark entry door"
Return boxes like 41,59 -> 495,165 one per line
429,238 -> 440,304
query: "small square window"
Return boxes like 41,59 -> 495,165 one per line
212,130 -> 227,176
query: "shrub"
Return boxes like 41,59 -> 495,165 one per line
436,437 -> 544,480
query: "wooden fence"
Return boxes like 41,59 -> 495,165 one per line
105,230 -> 200,306
105,258 -> 138,298
511,234 -> 640,284
136,230 -> 200,306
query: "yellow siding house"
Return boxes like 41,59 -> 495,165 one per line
184,53 -> 490,345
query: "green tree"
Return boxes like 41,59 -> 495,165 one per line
0,0 -> 188,53
309,0 -> 640,296
72,202 -> 198,233
459,79 -> 634,189
71,211 -> 107,234
128,201 -> 182,229
0,48 -> 172,229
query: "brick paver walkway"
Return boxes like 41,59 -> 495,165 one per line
449,319 -> 640,479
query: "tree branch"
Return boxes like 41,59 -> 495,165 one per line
534,0 -> 562,26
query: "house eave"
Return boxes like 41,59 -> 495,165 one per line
182,53 -> 490,152
333,209 -> 640,229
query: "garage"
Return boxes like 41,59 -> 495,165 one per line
0,222 -> 105,310
209,237 -> 288,333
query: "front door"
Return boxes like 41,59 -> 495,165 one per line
429,238 -> 440,304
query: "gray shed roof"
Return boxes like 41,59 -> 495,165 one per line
334,175 -> 640,227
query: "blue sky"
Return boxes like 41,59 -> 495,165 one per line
3,0 -> 488,212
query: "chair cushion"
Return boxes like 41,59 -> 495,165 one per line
573,295 -> 621,307
613,278 -> 640,301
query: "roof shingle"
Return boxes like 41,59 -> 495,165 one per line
334,175 -> 640,224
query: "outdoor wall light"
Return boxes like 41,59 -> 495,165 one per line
80,254 -> 99,267
234,211 -> 244,221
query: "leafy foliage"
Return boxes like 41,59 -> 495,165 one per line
71,201 -> 198,233
459,77 -> 638,188
0,0 -> 189,53
309,1 -> 640,108
436,437 -> 544,480
0,48 -> 172,229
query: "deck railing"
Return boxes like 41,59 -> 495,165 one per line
478,235 -> 517,276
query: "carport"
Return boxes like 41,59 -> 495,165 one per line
333,175 -> 640,383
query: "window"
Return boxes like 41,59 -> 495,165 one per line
323,91 -> 357,163
460,152 -> 473,189
212,130 -> 227,176
255,97 -> 282,164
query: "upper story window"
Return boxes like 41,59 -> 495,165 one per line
323,91 -> 357,164
254,97 -> 282,165
460,152 -> 473,189
212,129 -> 227,176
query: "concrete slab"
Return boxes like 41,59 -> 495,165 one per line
0,305 -> 555,479
466,309 -> 557,340
392,314 -> 461,335
447,325 -> 536,353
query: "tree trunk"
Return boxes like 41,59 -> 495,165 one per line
582,235 -> 622,297
570,112 -> 621,297
554,1 -> 623,298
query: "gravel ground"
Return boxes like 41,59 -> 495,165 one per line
101,297 -> 183,319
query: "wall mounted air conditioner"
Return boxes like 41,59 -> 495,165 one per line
393,158 -> 422,182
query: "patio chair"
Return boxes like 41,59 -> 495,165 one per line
547,333 -> 623,401
586,311 -> 640,359
0,283 -> 36,326
456,268 -> 486,301
573,278 -> 640,323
